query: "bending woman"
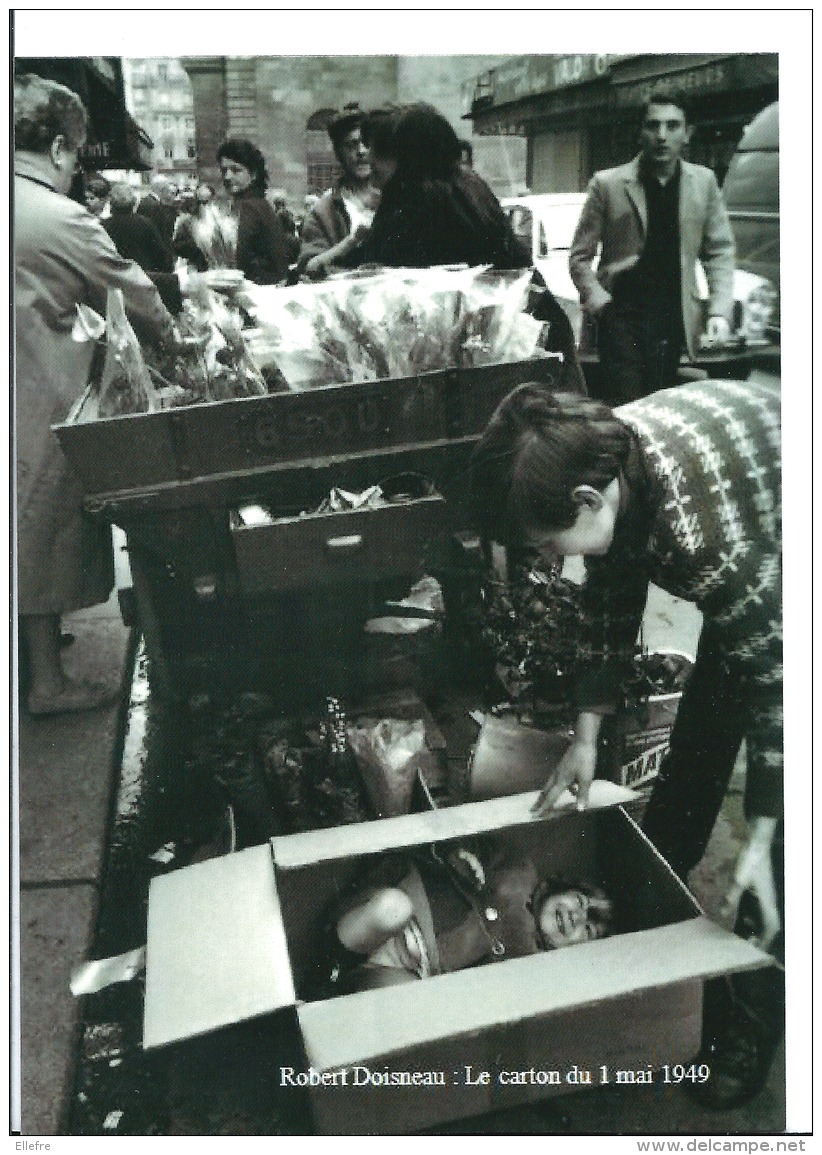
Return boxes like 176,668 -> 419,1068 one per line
470,379 -> 782,1110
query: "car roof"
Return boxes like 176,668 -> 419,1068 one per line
734,101 -> 779,153
501,193 -> 587,209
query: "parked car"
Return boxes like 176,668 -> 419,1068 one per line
504,193 -> 587,344
722,101 -> 780,349
502,191 -> 778,390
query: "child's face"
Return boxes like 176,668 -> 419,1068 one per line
538,888 -> 608,950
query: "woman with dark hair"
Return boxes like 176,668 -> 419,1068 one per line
470,377 -> 783,1109
355,102 -> 585,392
359,102 -> 521,269
83,173 -> 111,218
215,137 -> 290,284
15,73 -> 175,715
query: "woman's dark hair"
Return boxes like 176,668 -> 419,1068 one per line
14,72 -> 87,153
216,137 -> 268,193
85,174 -> 112,199
470,382 -> 633,546
363,102 -> 461,181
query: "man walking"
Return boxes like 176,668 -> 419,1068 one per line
569,92 -> 735,401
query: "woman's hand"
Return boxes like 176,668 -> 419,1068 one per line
531,714 -> 602,817
721,816 -> 780,951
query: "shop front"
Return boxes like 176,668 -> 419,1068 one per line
466,53 -> 779,191
16,56 -> 154,174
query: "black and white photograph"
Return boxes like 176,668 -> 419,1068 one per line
10,9 -> 811,1146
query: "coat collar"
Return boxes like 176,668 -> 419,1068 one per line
15,153 -> 61,193
623,155 -> 647,231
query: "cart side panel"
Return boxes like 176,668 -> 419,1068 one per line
54,359 -> 560,503
54,410 -> 178,495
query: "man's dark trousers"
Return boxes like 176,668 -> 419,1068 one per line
597,300 -> 684,404
641,623 -> 784,1052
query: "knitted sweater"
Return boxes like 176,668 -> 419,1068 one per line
575,378 -> 782,816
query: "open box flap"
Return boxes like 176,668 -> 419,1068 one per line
271,781 -> 637,871
298,916 -> 772,1073
144,843 -> 295,1049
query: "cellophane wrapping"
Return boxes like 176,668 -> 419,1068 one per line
83,289 -> 160,420
242,265 -> 549,390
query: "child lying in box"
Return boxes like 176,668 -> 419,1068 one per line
327,841 -> 614,992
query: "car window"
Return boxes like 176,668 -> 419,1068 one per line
537,202 -> 585,251
537,222 -> 549,258
508,206 -> 533,245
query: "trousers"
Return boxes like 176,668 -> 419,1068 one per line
597,298 -> 684,403
641,623 -> 784,1048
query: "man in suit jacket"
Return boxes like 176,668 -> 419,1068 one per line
569,92 -> 735,402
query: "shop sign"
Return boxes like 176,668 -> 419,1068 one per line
475,54 -> 615,111
81,140 -> 113,163
475,121 -> 527,138
615,61 -> 730,106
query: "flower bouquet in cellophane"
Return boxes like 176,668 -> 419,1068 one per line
150,283 -> 267,406
80,288 -> 160,420
241,265 -> 553,390
189,202 -> 244,292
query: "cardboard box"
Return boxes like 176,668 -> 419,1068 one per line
609,692 -> 683,790
143,783 -> 769,1134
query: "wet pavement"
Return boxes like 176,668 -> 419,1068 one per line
15,556 -> 789,1138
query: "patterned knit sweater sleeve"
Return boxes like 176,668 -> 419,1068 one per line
580,379 -> 783,817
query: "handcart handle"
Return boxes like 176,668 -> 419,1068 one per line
325,534 -> 364,556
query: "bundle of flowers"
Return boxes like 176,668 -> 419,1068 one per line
145,284 -> 267,409
242,265 -> 554,390
189,202 -> 238,270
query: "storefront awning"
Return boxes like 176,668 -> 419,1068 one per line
15,56 -> 153,171
610,53 -> 778,107
464,53 -> 620,119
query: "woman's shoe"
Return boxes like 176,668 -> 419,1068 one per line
28,679 -> 118,718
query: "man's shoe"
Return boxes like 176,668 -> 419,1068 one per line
685,1014 -> 778,1110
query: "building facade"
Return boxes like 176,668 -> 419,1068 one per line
122,57 -> 198,187
465,53 -> 779,193
177,55 -> 525,205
